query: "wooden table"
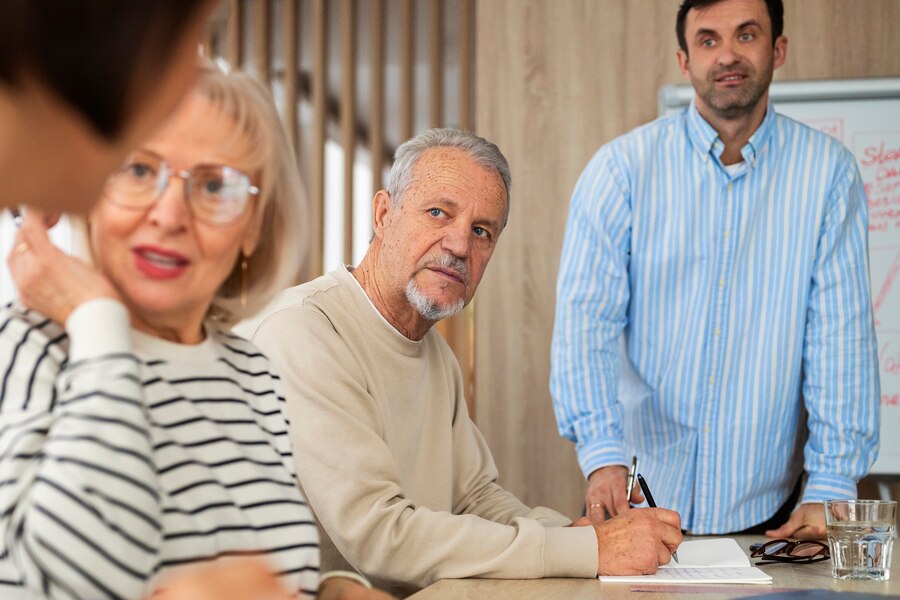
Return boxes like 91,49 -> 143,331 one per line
409,535 -> 900,599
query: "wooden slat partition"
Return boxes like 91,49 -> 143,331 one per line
341,0 -> 356,265
282,0 -> 299,150
370,0 -> 385,194
399,0 -> 415,142
251,1 -> 269,82
459,0 -> 473,131
429,0 -> 444,128
215,0 -> 478,388
226,0 -> 242,69
311,0 -> 327,276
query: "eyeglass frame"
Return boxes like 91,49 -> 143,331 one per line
750,538 -> 831,565
105,149 -> 261,225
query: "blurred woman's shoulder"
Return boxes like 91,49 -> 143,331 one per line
0,302 -> 69,414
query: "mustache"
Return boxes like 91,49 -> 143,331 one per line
421,253 -> 470,282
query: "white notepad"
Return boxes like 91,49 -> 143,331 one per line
598,538 -> 773,585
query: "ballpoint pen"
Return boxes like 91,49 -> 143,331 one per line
637,473 -> 679,564
625,456 -> 638,504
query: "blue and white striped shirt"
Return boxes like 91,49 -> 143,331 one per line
550,101 -> 880,533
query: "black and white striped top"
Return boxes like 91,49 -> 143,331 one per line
0,299 -> 319,599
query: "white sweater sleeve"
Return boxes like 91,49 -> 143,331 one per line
0,301 -> 161,599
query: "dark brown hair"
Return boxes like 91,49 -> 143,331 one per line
676,0 -> 784,54
0,1 -> 212,140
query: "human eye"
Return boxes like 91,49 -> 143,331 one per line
123,160 -> 157,182
700,37 -> 716,48
428,207 -> 446,218
473,226 -> 490,239
739,31 -> 755,42
201,176 -> 225,196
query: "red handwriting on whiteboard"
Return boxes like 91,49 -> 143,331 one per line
882,341 -> 900,376
857,132 -> 900,234
873,250 -> 900,326
885,393 -> 900,408
861,141 -> 900,167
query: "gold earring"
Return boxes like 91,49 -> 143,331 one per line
240,254 -> 249,308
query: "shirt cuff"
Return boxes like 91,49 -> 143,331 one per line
801,472 -> 858,503
65,298 -> 131,362
318,570 -> 372,589
576,437 -> 628,480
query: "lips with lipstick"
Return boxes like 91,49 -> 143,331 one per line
133,245 -> 191,279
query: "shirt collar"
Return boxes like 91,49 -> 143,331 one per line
685,98 -> 776,166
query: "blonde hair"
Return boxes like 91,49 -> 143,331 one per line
194,64 -> 308,326
78,64 -> 308,328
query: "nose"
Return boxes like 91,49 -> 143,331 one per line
441,220 -> 472,259
716,40 -> 741,66
146,173 -> 190,233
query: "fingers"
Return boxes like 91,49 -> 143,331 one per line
595,506 -> 684,575
645,507 -> 682,530
657,543 -> 674,567
765,514 -> 801,539
586,465 -> 630,520
766,504 -> 826,540
791,525 -> 826,540
629,486 -> 645,505
16,211 -> 55,257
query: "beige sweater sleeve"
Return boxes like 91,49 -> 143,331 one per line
442,361 -> 575,529
254,306 -> 598,589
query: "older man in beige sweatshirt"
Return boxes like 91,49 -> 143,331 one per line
245,129 -> 682,597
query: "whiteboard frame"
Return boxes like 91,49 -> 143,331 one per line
659,76 -> 900,116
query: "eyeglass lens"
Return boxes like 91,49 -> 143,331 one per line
107,150 -> 255,224
752,539 -> 830,561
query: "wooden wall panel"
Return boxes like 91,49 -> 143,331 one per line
474,0 -> 900,516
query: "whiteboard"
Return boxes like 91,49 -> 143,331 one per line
659,77 -> 900,475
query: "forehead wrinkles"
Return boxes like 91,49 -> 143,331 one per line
409,151 -> 505,203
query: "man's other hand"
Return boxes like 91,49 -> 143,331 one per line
585,465 -> 644,522
765,503 -> 826,540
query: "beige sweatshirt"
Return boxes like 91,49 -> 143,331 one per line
247,267 -> 597,597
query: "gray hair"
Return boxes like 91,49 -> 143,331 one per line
386,128 -> 511,214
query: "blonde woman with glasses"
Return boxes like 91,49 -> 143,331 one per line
0,65 -> 385,600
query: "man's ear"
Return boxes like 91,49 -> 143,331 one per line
372,190 -> 393,240
773,35 -> 788,70
676,49 -> 690,78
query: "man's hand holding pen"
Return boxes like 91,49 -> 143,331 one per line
591,508 -> 683,575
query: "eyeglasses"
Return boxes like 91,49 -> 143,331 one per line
105,149 -> 260,225
750,539 -> 830,565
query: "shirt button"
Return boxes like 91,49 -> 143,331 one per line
724,230 -> 731,238
704,425 -> 711,433
727,183 -> 733,192
719,278 -> 725,288
714,328 -> 721,337
708,376 -> 715,385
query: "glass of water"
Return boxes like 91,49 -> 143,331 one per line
824,499 -> 897,580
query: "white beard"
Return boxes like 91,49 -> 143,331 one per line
405,280 -> 465,321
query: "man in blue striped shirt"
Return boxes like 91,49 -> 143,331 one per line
551,0 -> 880,537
